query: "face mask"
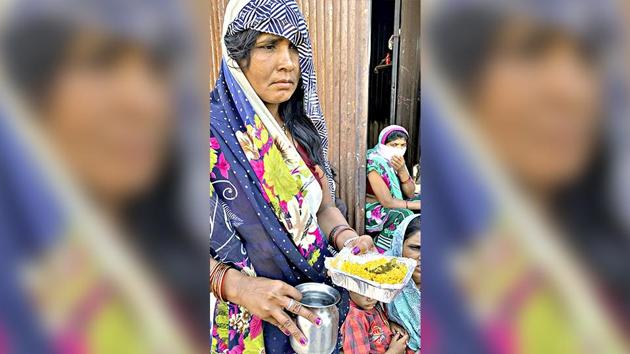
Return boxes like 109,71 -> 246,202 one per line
379,145 -> 406,161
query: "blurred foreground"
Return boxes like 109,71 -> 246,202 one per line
423,0 -> 630,353
0,0 -> 208,352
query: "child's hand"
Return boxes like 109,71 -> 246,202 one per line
390,322 -> 408,337
387,332 -> 409,354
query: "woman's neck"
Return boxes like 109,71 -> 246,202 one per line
265,102 -> 283,126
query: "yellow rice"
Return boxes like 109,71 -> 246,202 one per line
337,257 -> 407,284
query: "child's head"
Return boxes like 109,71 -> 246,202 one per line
349,291 -> 378,310
403,216 -> 421,287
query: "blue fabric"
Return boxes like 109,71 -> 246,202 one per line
386,214 -> 421,351
211,56 -> 348,354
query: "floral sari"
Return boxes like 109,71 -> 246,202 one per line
210,1 -> 347,353
366,126 -> 415,251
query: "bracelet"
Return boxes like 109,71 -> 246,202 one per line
405,201 -> 409,209
400,175 -> 412,184
328,224 -> 348,245
343,236 -> 360,248
333,227 -> 355,250
210,262 -> 232,302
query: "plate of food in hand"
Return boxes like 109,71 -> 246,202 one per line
324,249 -> 416,303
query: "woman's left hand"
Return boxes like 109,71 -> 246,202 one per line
343,234 -> 377,255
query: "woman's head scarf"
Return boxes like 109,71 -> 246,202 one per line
374,124 -> 409,160
386,214 -> 421,351
222,0 -> 335,195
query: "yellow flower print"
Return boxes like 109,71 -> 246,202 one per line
263,145 -> 299,202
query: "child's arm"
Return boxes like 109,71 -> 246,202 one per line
342,314 -> 371,354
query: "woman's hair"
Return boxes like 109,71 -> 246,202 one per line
2,18 -> 73,104
385,130 -> 409,144
404,216 -> 420,241
2,18 -> 176,106
225,29 -> 325,167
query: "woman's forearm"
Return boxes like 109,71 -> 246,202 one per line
317,206 -> 362,249
210,257 -> 245,304
398,169 -> 416,198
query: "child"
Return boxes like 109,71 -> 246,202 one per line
341,290 -> 409,354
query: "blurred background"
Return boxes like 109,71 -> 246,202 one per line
422,0 -> 630,353
0,0 -> 208,352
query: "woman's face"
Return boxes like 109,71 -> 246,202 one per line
471,21 -> 603,196
42,32 -> 174,206
385,137 -> 407,150
403,231 -> 421,286
240,33 -> 301,105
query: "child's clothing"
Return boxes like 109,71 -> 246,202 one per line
342,301 -> 393,354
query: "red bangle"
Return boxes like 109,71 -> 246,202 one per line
210,262 -> 231,302
400,175 -> 412,184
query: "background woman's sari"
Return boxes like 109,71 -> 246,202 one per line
366,126 -> 414,251
210,0 -> 347,353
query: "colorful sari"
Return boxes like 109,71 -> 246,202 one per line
210,0 -> 347,353
385,214 -> 421,353
366,126 -> 415,251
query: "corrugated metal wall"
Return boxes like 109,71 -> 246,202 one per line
209,0 -> 372,231
394,0 -> 421,168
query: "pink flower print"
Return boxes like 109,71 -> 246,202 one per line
249,316 -> 263,338
381,173 -> 391,188
228,334 -> 245,354
371,207 -> 385,224
279,200 -> 289,214
216,153 -> 231,178
251,159 -> 265,181
210,137 -> 220,150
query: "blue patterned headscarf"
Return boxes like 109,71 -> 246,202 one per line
386,214 -> 421,351
223,0 -> 335,195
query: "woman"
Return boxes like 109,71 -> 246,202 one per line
209,0 -> 375,353
366,126 -> 421,251
1,0 -> 204,352
386,215 -> 421,354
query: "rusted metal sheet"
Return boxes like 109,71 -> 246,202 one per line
394,0 -> 420,167
209,0 -> 371,231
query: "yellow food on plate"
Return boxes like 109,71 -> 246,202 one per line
337,257 -> 407,284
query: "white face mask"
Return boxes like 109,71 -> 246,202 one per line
379,145 -> 406,161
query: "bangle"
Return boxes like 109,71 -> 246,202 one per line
328,224 -> 356,250
400,175 -> 412,184
328,224 -> 348,245
210,262 -> 232,302
343,236 -> 360,248
333,227 -> 355,250
405,201 -> 408,209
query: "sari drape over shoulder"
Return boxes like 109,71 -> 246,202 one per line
210,1 -> 347,353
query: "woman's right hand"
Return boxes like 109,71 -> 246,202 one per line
226,272 -> 320,345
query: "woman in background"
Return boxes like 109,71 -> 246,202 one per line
386,214 -> 421,353
366,125 -> 420,251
